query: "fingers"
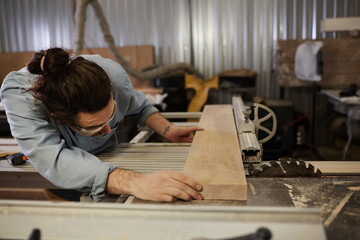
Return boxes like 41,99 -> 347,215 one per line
184,126 -> 204,135
168,125 -> 204,143
130,170 -> 203,202
165,170 -> 203,201
167,170 -> 202,190
192,126 -> 204,132
178,126 -> 204,143
162,186 -> 202,202
177,125 -> 204,135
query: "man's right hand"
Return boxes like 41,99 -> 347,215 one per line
106,168 -> 203,202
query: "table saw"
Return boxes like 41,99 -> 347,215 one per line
0,97 -> 359,240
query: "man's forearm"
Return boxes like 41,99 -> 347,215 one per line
106,168 -> 139,195
145,112 -> 173,138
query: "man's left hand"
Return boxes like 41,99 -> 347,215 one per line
165,125 -> 204,143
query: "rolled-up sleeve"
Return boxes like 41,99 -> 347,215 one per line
89,55 -> 159,126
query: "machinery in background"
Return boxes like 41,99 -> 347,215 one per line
154,71 -> 256,113
154,74 -> 297,159
232,96 -> 322,177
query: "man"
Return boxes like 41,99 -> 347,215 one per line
0,47 -> 203,202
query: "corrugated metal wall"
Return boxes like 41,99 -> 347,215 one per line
1,0 -> 359,100
0,0 -> 75,51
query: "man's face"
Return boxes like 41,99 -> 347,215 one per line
70,97 -> 117,137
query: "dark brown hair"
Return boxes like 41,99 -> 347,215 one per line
27,48 -> 112,124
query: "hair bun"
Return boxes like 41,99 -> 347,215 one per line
27,50 -> 46,75
40,48 -> 70,75
27,48 -> 70,76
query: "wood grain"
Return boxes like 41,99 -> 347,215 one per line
183,105 -> 247,200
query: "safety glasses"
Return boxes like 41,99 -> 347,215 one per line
72,101 -> 117,134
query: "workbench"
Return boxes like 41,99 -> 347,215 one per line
1,109 -> 360,239
1,142 -> 360,239
321,89 -> 360,160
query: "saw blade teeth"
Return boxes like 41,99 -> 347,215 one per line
316,169 -> 322,175
288,160 -> 299,167
298,160 -> 306,168
261,165 -> 271,171
250,158 -> 323,177
307,163 -> 315,171
279,159 -> 288,165
269,160 -> 279,167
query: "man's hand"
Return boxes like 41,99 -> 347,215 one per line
165,124 -> 204,143
106,168 -> 203,202
130,170 -> 203,202
145,112 -> 203,143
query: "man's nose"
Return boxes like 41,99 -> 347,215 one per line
99,124 -> 111,134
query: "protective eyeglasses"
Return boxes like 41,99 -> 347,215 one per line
72,101 -> 117,134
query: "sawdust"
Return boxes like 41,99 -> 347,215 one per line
248,183 -> 256,195
283,183 -> 310,208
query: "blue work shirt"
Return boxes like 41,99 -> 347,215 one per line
0,54 -> 158,201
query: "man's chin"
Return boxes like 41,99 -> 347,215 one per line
91,132 -> 107,138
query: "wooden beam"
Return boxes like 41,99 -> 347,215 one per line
306,161 -> 360,176
183,105 -> 247,200
0,188 -> 65,201
321,17 -> 360,32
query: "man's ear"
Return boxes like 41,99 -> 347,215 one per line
49,113 -> 67,125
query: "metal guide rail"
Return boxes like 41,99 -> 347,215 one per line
0,200 -> 326,240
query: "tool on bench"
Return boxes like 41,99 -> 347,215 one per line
26,228 -> 41,240
5,152 -> 28,165
192,227 -> 272,240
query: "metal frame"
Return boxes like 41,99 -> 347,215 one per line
0,200 -> 326,240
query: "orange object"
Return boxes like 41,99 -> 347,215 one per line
185,74 -> 219,113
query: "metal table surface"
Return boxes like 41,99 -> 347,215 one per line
321,89 -> 360,160
125,176 -> 360,240
1,143 -> 360,239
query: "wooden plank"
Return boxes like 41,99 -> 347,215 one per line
81,46 -> 155,89
321,17 -> 360,32
307,161 -> 360,176
0,51 -> 35,86
0,172 -> 58,189
0,188 -> 65,201
183,105 -> 247,200
0,45 -> 155,88
0,137 -> 21,157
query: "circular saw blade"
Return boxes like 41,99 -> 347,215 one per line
250,159 -> 322,177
